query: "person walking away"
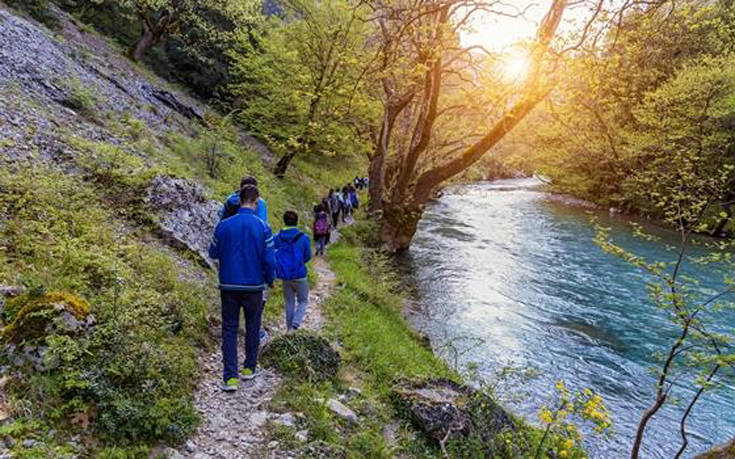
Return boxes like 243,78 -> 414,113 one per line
320,196 -> 333,245
219,176 -> 268,222
219,176 -> 271,343
209,185 -> 276,391
328,189 -> 341,228
313,205 -> 331,256
341,186 -> 352,222
274,211 -> 312,331
349,185 -> 359,210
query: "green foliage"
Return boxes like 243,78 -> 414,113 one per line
515,0 -> 735,235
0,164 -> 213,450
260,331 -> 341,382
5,0 -> 60,28
229,0 -> 379,173
60,77 -> 99,118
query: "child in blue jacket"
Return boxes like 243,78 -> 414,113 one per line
274,211 -> 312,330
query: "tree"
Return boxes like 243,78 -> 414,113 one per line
230,0 -> 378,177
367,0 -> 573,251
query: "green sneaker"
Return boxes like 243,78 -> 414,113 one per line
239,367 -> 259,381
222,377 -> 239,392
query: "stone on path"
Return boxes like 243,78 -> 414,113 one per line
326,398 -> 358,424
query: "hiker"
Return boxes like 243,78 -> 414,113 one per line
341,186 -> 352,222
219,176 -> 267,222
313,204 -> 331,256
328,189 -> 340,228
220,175 -> 270,343
209,185 -> 276,391
349,184 -> 359,210
274,211 -> 312,331
353,176 -> 361,190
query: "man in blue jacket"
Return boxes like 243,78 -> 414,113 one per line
274,211 -> 312,331
219,175 -> 270,344
219,175 -> 268,222
209,185 -> 276,391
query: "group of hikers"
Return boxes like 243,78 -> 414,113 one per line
208,175 -> 367,391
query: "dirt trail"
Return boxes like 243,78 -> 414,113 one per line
182,225 -> 343,458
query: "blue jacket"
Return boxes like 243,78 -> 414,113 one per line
209,208 -> 276,291
274,227 -> 312,280
219,193 -> 268,223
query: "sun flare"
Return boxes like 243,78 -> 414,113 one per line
502,51 -> 530,82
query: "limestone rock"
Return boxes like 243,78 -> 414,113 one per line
392,379 -> 515,448
144,175 -> 220,268
326,398 -> 358,424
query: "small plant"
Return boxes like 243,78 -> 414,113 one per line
534,380 -> 612,459
60,77 -> 98,118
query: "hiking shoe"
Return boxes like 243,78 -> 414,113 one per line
222,378 -> 239,392
240,367 -> 259,380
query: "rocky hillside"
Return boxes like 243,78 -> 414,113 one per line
0,4 -> 345,456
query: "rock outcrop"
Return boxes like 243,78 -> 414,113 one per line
392,379 -> 515,449
695,438 -> 735,459
144,175 -> 220,267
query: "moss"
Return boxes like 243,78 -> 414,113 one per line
261,332 -> 341,382
2,291 -> 91,344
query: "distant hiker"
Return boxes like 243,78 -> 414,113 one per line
220,175 -> 270,343
219,176 -> 268,222
349,185 -> 359,210
353,176 -> 361,190
341,186 -> 352,222
328,189 -> 340,228
209,185 -> 276,391
274,211 -> 312,331
313,204 -> 331,256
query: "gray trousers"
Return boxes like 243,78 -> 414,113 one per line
283,278 -> 309,330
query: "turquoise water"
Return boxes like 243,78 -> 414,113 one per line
405,179 -> 734,458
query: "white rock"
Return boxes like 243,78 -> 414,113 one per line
185,440 -> 196,453
162,447 -> 184,459
274,412 -> 296,428
249,411 -> 268,428
267,440 -> 279,449
295,429 -> 309,442
327,398 -> 358,424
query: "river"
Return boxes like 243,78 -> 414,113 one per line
403,178 -> 734,458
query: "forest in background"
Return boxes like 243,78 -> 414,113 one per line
12,0 -> 735,248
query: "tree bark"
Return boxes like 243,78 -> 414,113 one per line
274,151 -> 297,178
368,152 -> 385,212
128,12 -> 171,62
380,203 -> 423,252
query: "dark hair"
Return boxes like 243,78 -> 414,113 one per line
283,210 -> 298,226
239,184 -> 260,204
315,204 -> 324,213
240,175 -> 257,188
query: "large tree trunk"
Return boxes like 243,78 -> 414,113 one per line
128,12 -> 171,62
129,23 -> 155,62
274,151 -> 297,178
368,153 -> 385,212
380,203 -> 423,252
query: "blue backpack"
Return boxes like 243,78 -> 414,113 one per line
275,233 -> 304,280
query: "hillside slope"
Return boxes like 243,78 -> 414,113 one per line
0,5 -> 361,457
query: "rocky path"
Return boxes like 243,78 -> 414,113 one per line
179,226 -> 342,459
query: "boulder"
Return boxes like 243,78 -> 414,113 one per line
1,291 -> 92,345
392,379 -> 515,448
144,175 -> 220,267
260,332 -> 340,381
326,399 -> 358,424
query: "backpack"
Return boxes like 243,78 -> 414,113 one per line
329,195 -> 340,212
314,214 -> 330,236
350,192 -> 359,208
275,233 -> 304,280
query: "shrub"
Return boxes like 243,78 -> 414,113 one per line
261,332 -> 341,381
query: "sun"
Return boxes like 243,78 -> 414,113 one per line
501,51 -> 530,82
